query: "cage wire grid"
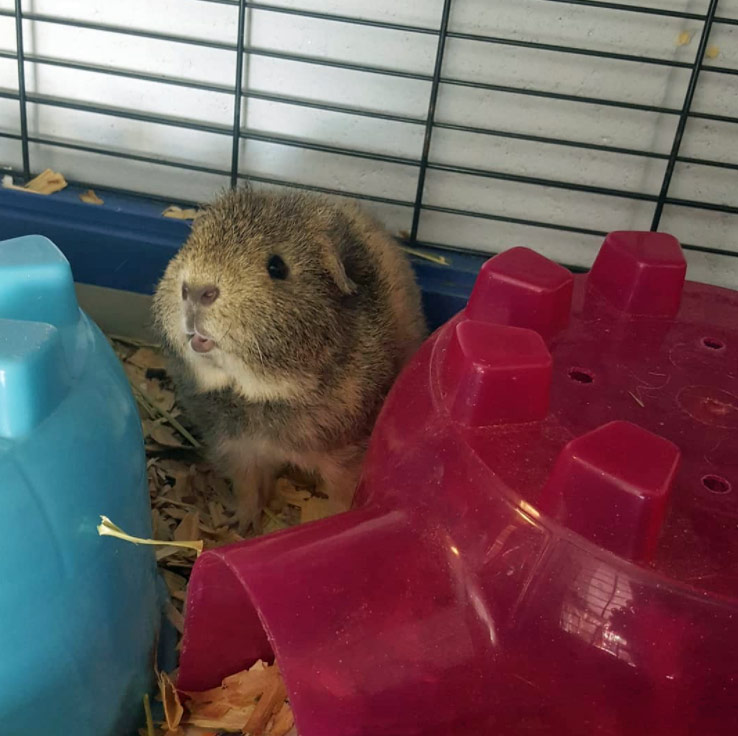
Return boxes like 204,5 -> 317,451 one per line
0,0 -> 737,279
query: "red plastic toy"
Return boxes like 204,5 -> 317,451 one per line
179,232 -> 738,736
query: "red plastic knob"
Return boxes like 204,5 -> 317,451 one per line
442,320 -> 552,427
465,247 -> 574,341
538,420 -> 681,561
588,231 -> 686,317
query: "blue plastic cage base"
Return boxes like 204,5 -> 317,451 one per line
0,183 -> 491,330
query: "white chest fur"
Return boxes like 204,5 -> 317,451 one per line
185,348 -> 303,402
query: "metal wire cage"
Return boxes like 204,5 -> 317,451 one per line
1,0 -> 736,285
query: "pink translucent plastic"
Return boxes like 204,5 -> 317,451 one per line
179,231 -> 738,735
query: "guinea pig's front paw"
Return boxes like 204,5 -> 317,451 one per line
231,464 -> 276,536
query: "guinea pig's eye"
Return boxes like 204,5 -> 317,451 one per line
267,254 -> 289,280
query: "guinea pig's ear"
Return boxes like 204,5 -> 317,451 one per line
319,236 -> 357,295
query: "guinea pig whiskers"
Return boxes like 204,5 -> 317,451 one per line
251,337 -> 266,373
215,321 -> 233,346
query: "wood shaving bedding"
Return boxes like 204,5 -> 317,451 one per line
141,660 -> 296,736
112,336 -> 342,735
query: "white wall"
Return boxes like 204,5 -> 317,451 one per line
1,0 -> 737,286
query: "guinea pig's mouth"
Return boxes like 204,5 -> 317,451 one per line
187,330 -> 216,354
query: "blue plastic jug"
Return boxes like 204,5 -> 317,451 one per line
0,235 -> 159,735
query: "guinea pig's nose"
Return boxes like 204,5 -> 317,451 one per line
191,334 -> 215,353
183,283 -> 220,306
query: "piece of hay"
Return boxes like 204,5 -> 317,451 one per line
401,245 -> 449,266
163,205 -> 201,220
97,515 -> 204,555
80,188 -> 104,205
396,230 -> 449,266
25,168 -> 68,194
136,388 -> 201,449
143,693 -> 156,736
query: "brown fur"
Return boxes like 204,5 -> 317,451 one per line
152,187 -> 426,531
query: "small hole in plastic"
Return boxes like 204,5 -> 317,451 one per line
702,475 -> 731,494
569,369 -> 594,384
702,337 -> 725,351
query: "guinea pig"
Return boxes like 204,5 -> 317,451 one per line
152,186 -> 427,532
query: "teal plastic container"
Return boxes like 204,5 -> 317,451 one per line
0,235 -> 159,734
